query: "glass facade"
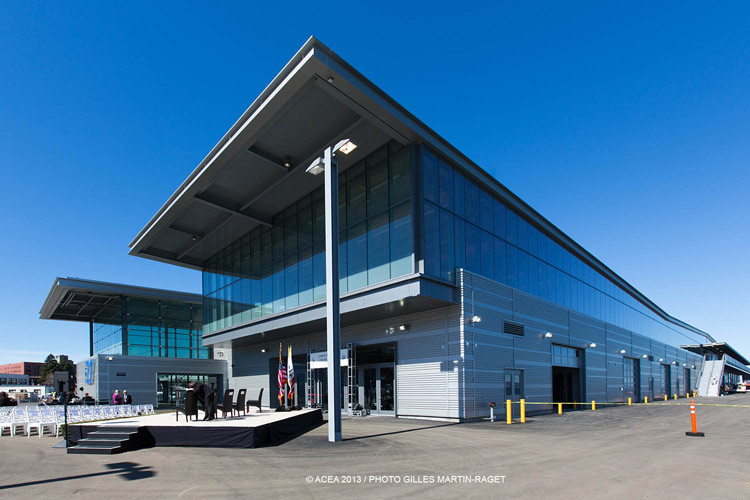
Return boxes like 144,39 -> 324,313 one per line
93,322 -> 123,355
422,146 -> 710,347
202,141 -> 413,334
92,297 -> 210,359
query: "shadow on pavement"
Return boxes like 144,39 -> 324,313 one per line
342,422 -> 462,441
0,461 -> 155,490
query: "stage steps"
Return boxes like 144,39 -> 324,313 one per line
67,426 -> 143,455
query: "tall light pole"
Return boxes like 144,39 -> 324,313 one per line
306,138 -> 357,443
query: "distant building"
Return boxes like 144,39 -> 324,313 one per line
0,373 -> 30,385
0,362 -> 43,384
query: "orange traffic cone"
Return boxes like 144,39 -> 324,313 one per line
685,399 -> 705,437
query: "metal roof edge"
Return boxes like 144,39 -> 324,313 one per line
39,277 -> 202,320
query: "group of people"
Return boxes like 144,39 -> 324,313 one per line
0,391 -> 18,407
112,389 -> 133,405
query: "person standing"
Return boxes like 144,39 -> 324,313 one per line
123,390 -> 133,405
112,389 -> 123,405
187,381 -> 215,421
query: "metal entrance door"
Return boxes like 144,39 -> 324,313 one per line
684,368 -> 691,396
505,369 -> 524,417
648,377 -> 655,400
661,364 -> 671,398
623,358 -> 640,401
358,364 -> 395,415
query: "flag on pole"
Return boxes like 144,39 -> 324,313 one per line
277,344 -> 287,405
287,345 -> 295,400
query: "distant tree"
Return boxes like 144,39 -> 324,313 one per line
39,354 -> 75,386
39,354 -> 57,386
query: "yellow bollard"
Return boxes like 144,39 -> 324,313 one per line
645,396 -> 648,404
628,397 -> 632,406
592,400 -> 596,411
664,395 -> 668,401
674,394 -> 677,400
558,403 -> 562,414
506,399 -> 512,424
520,399 -> 526,423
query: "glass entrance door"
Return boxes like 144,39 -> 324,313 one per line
359,364 -> 395,415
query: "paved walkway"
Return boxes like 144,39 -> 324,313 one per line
1,394 -> 749,499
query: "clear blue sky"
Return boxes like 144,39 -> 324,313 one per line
1,2 -> 748,365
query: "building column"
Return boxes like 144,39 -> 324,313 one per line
121,296 -> 129,355
89,319 -> 94,357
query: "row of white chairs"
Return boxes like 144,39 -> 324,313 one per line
0,404 -> 155,438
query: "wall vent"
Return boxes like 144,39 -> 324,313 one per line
503,321 -> 525,336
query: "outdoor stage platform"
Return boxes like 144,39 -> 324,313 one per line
69,408 -> 323,450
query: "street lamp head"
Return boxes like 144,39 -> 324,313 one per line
333,139 -> 357,155
306,157 -> 325,176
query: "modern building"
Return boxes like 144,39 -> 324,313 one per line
0,374 -> 30,386
39,277 -> 228,407
127,37 -> 749,419
0,362 -> 43,384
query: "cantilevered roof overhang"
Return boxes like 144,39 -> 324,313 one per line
39,277 -> 201,323
681,342 -> 750,367
129,36 -> 714,344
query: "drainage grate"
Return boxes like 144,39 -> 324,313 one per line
503,321 -> 525,336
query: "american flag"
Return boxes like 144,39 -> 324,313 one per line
277,344 -> 288,405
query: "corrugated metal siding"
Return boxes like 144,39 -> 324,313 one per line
226,269 -> 710,420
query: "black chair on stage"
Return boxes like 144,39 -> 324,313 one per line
216,389 -> 235,418
233,388 -> 247,417
176,391 -> 198,422
245,388 -> 263,414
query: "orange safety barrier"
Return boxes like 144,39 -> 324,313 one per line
685,399 -> 705,437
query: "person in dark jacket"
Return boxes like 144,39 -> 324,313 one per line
123,390 -> 133,404
188,382 -> 216,420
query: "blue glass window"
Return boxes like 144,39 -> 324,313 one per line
438,158 -> 453,211
454,218 -> 466,270
493,200 -> 506,239
423,201 -> 440,277
506,210 -> 518,246
453,169 -> 465,218
537,260 -> 547,300
528,225 -> 539,257
422,149 -> 438,203
312,243 -> 325,302
517,217 -> 528,252
464,179 -> 479,225
440,209 -> 455,281
479,190 -> 493,231
285,255 -> 298,309
367,151 -> 389,216
480,230 -> 494,279
347,222 -> 367,290
518,250 -> 529,292
507,245 -> 518,288
494,237 -> 507,285
390,202 -> 413,278
465,223 -> 480,274
529,256 -> 539,295
368,211 -> 390,285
